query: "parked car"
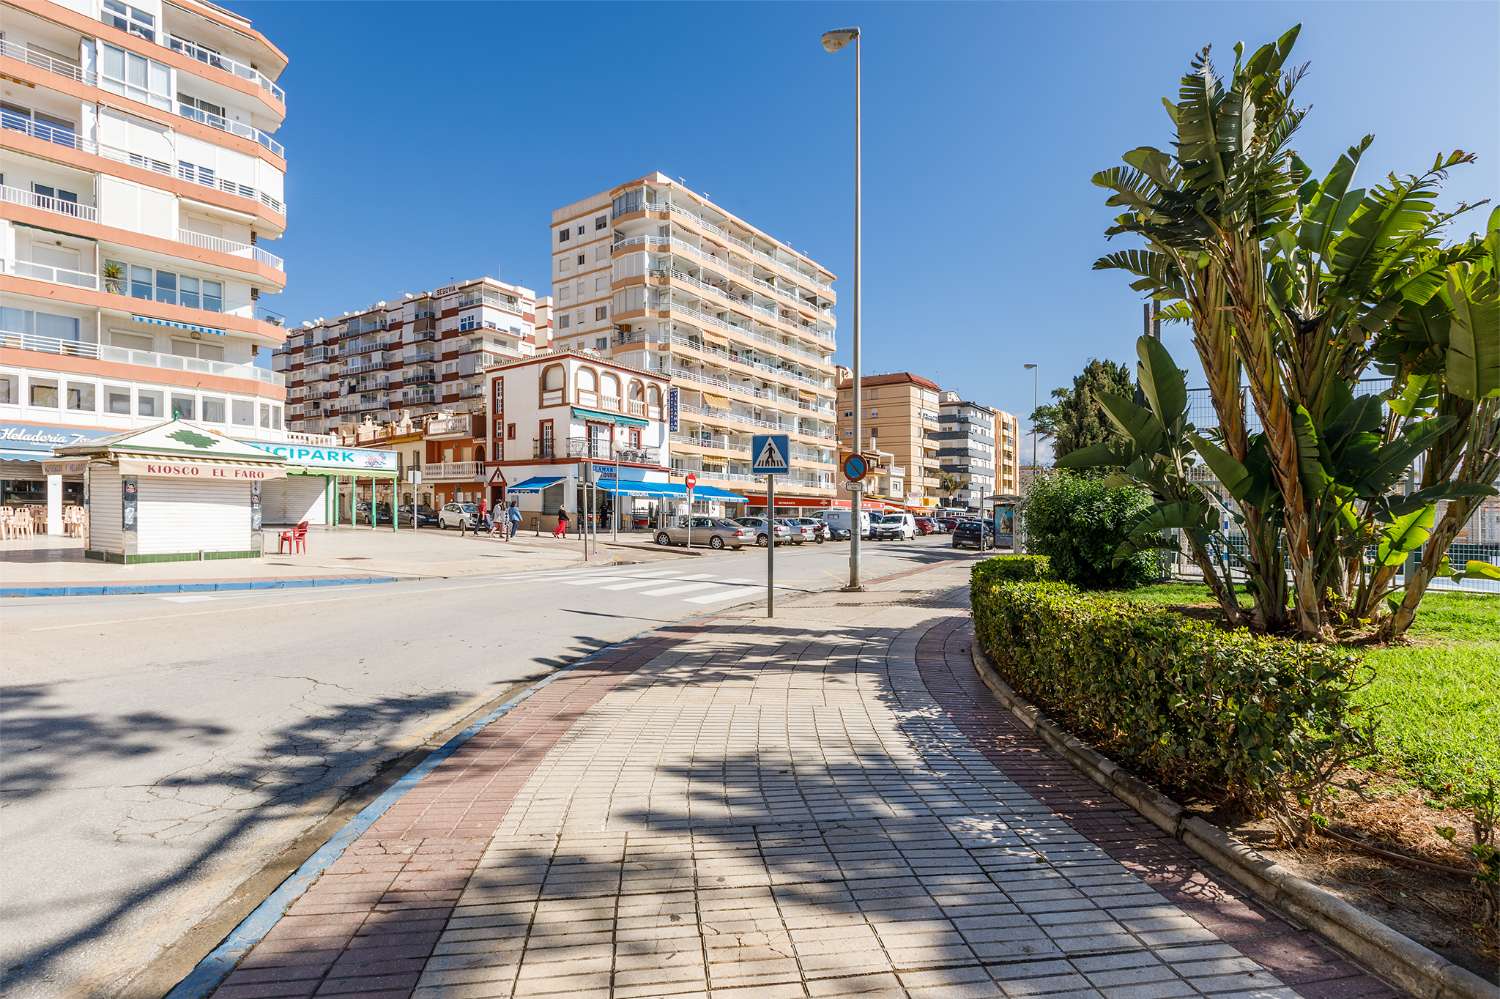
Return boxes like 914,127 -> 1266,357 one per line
655,516 -> 753,550
776,518 -> 810,545
938,517 -> 961,533
438,502 -> 480,530
821,509 -> 870,541
873,512 -> 917,541
793,517 -> 829,543
398,503 -> 439,527
952,519 -> 996,550
734,516 -> 793,546
914,517 -> 938,536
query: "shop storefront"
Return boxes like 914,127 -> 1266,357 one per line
1,422 -> 112,536
243,441 -> 400,528
55,420 -> 288,563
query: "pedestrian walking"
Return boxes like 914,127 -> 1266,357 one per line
554,508 -> 569,539
476,497 -> 489,538
507,501 -> 521,541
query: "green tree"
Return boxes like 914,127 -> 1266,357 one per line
1074,25 -> 1498,640
937,471 -> 962,504
1030,359 -> 1135,461
1023,471 -> 1157,589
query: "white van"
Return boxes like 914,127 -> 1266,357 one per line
874,512 -> 917,541
821,508 -> 870,540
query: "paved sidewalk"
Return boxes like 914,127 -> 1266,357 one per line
202,563 -> 1399,999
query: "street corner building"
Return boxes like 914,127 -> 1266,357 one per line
52,417 -> 286,561
0,0 -> 304,536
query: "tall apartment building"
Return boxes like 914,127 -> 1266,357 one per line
2,0 -> 289,515
837,371 -> 943,508
936,391 -> 996,511
549,172 -> 840,514
994,408 -> 1022,495
275,276 -> 541,505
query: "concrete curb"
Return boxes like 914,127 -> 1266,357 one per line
0,576 -> 401,598
967,637 -> 1499,999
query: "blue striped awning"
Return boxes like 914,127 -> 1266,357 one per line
507,476 -> 563,493
131,315 -> 225,336
0,449 -> 47,462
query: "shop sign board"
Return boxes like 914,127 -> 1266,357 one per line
117,459 -> 286,480
242,441 -> 398,473
0,423 -> 111,453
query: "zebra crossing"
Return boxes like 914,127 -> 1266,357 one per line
558,566 -> 764,605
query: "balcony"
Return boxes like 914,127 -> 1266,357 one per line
533,438 -> 662,465
165,35 -> 285,104
0,329 -> 284,387
421,461 -> 485,482
1,182 -> 97,222
1,258 -> 98,289
0,38 -> 87,83
178,229 -> 285,271
175,102 -> 284,157
425,414 -> 479,439
628,199 -> 834,294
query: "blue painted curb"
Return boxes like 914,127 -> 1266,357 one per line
0,577 -> 400,598
163,644 -> 604,999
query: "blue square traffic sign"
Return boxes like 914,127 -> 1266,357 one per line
751,434 -> 790,475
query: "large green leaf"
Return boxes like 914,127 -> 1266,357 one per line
1298,136 -> 1372,259
1188,432 -> 1253,500
1097,391 -> 1166,455
1454,560 -> 1500,583
1386,481 -> 1498,517
1446,266 -> 1500,401
1055,443 -> 1124,471
1375,505 -> 1436,566
1136,335 -> 1188,434
1115,501 -> 1213,563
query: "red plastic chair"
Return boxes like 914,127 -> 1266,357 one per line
278,520 -> 309,554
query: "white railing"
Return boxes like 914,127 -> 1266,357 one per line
423,461 -> 485,481
0,39 -> 87,82
176,102 -> 284,157
645,200 -> 835,293
665,331 -> 828,390
673,432 -> 749,453
665,300 -> 833,369
0,183 -> 98,222
2,258 -> 99,289
616,234 -> 835,322
0,329 -> 284,386
678,402 -> 780,431
177,228 -> 285,270
281,430 -> 338,445
166,35 -> 285,103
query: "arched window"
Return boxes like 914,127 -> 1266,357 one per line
600,372 -> 621,409
541,364 -> 565,406
647,384 -> 663,419
627,380 -> 646,416
576,367 -> 598,407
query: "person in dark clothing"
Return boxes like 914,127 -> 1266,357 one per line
554,508 -> 569,539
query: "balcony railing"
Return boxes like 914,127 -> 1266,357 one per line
166,34 -> 285,103
421,461 -> 485,482
616,234 -> 835,321
0,38 -> 87,82
2,258 -> 98,289
178,228 -> 285,271
634,200 -> 835,294
176,102 -> 284,157
533,438 -> 662,464
673,432 -> 749,454
0,329 -> 284,386
0,182 -> 98,222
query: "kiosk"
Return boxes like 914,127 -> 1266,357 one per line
55,420 -> 287,563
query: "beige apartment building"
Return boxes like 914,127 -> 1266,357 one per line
837,371 -> 943,509
548,172 -> 840,514
995,408 -> 1022,495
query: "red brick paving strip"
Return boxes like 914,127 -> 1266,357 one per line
210,625 -> 703,999
916,616 -> 1405,999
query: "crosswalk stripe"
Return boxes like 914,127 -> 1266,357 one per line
560,568 -> 678,587
684,586 -> 762,605
600,573 -> 715,591
639,579 -> 729,597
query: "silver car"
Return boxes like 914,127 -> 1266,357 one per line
438,502 -> 479,530
777,519 -> 812,545
655,517 -> 754,550
734,516 -> 793,546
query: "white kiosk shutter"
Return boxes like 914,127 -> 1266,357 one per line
137,478 -> 251,554
261,475 -> 326,526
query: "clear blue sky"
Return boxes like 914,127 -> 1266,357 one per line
244,0 -> 1499,445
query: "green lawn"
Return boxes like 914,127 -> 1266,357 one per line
1126,583 -> 1500,801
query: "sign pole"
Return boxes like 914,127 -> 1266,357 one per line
766,473 -> 775,618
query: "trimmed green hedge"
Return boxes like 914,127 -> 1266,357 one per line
971,565 -> 1374,822
972,554 -> 1051,589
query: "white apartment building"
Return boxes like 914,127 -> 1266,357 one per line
549,172 -> 840,515
1,0 -> 289,525
936,391 -> 997,511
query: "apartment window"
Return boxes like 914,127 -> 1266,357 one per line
100,44 -> 172,110
1,308 -> 80,342
595,337 -> 609,351
201,396 -> 226,423
155,270 -> 177,305
29,379 -> 58,408
595,244 -> 609,262
506,423 -> 516,440
557,286 -> 571,304
259,403 -> 272,429
232,399 -> 254,426
0,374 -> 17,405
65,381 -> 96,412
31,183 -> 80,214
576,253 -> 585,266
558,228 -> 570,243
558,314 -> 570,329
179,93 -> 227,123
271,406 -> 282,430
102,0 -> 156,41
595,276 -> 607,294
841,410 -> 852,418
576,224 -> 585,236
105,385 -> 131,414
594,215 -> 607,231
171,394 -> 195,419
575,310 -> 586,326
558,256 -> 572,273
594,306 -> 608,322
0,104 -> 75,146
137,389 -> 163,417
110,331 -> 153,351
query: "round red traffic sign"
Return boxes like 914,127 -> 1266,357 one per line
685,473 -> 697,490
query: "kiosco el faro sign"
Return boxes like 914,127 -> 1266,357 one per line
117,459 -> 285,480
243,441 -> 398,472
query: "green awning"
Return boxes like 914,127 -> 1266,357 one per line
572,407 -> 648,428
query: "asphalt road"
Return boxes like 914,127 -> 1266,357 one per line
0,534 -> 984,998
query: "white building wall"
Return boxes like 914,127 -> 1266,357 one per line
136,478 -> 252,554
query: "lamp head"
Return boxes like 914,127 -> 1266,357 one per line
821,27 -> 860,53
1023,363 -> 1038,370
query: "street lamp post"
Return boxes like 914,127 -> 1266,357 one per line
823,25 -> 862,592
1023,362 -> 1038,473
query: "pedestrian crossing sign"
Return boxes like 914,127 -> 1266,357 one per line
751,434 -> 790,475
